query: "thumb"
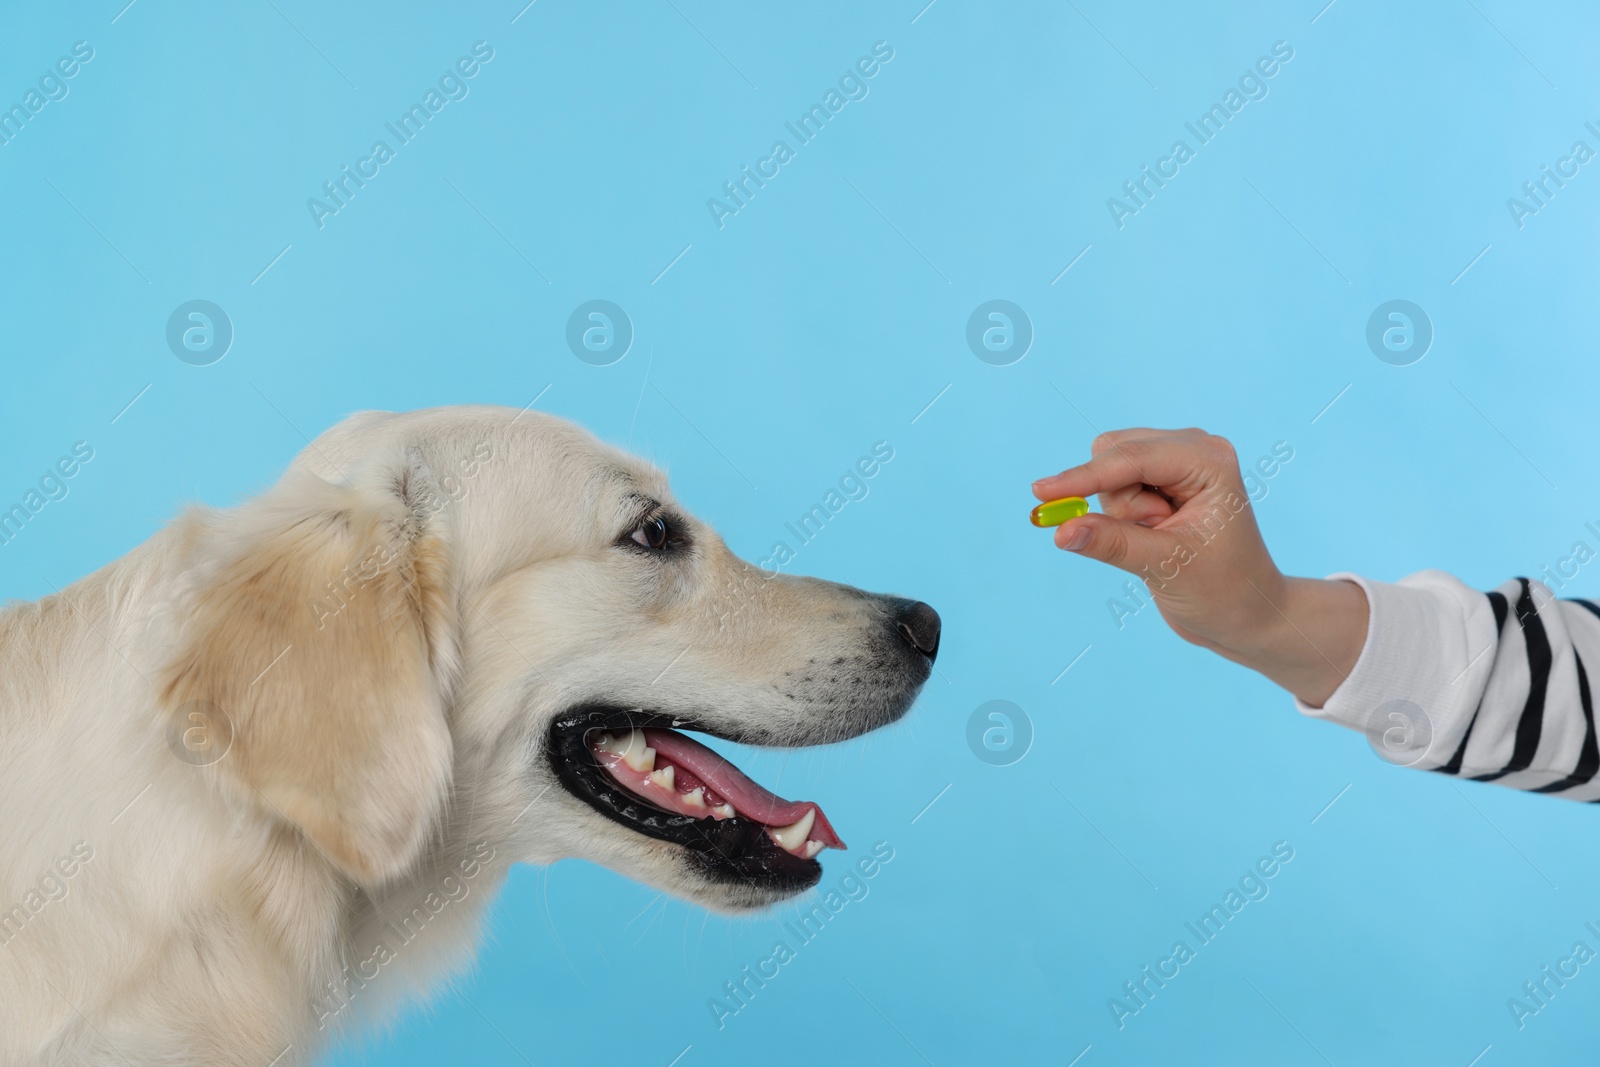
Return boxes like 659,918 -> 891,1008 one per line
1055,513 -> 1176,575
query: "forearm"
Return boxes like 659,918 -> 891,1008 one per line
1214,577 -> 1369,708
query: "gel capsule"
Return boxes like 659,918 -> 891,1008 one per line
1030,496 -> 1089,527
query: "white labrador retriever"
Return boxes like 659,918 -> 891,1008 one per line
0,406 -> 940,1065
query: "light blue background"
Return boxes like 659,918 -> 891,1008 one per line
4,1 -> 1599,1063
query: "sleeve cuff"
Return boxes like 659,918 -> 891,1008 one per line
1291,570 -> 1497,757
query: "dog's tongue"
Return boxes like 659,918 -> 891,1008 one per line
642,728 -> 846,850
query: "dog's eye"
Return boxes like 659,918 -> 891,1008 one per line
630,516 -> 672,551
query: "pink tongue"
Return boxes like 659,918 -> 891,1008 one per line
642,729 -> 846,850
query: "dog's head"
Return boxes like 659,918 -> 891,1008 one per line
160,406 -> 937,911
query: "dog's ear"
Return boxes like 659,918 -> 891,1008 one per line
162,459 -> 457,887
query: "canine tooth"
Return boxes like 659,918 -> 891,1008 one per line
618,729 -> 655,772
683,788 -> 706,809
769,809 -> 816,852
648,765 -> 675,791
802,840 -> 824,859
712,803 -> 735,819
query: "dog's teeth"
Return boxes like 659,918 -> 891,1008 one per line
647,765 -> 675,791
683,788 -> 706,809
618,729 -> 655,772
712,803 -> 735,819
593,732 -> 619,753
768,808 -> 816,852
802,840 -> 824,859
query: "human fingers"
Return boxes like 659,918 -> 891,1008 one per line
1053,512 -> 1181,574
1095,483 -> 1176,526
1032,430 -> 1236,506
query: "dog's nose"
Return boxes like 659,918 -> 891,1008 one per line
892,600 -> 942,661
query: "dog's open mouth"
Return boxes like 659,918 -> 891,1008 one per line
547,706 -> 844,893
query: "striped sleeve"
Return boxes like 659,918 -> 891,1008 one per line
1294,570 -> 1600,800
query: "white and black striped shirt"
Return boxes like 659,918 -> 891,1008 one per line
1297,571 -> 1600,799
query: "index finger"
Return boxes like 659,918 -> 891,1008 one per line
1031,432 -> 1227,503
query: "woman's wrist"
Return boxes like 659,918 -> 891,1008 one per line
1218,577 -> 1369,708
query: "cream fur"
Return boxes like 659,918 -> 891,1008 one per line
0,406 -> 926,1065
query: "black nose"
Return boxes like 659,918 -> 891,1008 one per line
892,600 -> 942,661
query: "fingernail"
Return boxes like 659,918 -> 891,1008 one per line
1030,479 -> 1047,492
1062,525 -> 1091,551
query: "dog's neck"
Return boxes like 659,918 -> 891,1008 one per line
0,527 -> 524,1065
322,783 -> 522,1038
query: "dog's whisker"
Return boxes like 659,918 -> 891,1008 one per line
692,907 -> 712,973
623,891 -> 666,931
538,866 -> 582,982
632,894 -> 670,947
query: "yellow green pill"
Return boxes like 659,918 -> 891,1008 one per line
1030,496 -> 1089,527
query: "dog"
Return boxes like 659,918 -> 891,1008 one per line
0,406 -> 939,1065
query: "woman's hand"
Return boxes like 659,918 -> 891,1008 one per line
1032,428 -> 1367,707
